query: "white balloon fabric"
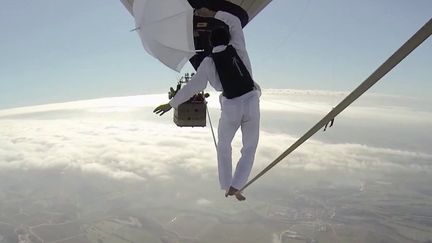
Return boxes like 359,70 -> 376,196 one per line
132,0 -> 196,72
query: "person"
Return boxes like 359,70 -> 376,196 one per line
154,8 -> 260,201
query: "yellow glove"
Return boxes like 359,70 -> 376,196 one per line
153,103 -> 172,116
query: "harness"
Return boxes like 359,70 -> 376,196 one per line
211,45 -> 255,99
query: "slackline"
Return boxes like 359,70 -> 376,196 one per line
240,18 -> 432,193
207,105 -> 218,150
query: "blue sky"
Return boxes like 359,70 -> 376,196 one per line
0,0 -> 430,109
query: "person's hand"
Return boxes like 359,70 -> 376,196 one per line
153,103 -> 172,116
195,8 -> 216,18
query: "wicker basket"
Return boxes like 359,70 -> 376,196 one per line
173,101 -> 207,127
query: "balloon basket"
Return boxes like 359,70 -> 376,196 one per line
173,99 -> 207,127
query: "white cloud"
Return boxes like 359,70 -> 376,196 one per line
196,198 -> 212,206
255,131 -> 432,172
272,233 -> 281,243
0,94 -> 167,118
0,90 -> 430,183
79,162 -> 145,181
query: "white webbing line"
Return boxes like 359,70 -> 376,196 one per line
240,18 -> 432,193
206,104 -> 218,150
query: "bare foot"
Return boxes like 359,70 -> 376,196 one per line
225,186 -> 237,197
224,186 -> 246,201
234,191 -> 246,201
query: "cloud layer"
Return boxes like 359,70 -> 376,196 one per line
0,90 -> 431,183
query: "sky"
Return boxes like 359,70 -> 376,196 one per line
0,0 -> 431,109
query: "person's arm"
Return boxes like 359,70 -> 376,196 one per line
214,11 -> 254,77
153,59 -> 210,116
154,67 -> 208,115
169,65 -> 209,109
215,11 -> 246,51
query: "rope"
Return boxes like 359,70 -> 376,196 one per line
206,104 -> 218,151
239,18 -> 432,193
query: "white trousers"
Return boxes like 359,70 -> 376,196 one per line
217,90 -> 260,190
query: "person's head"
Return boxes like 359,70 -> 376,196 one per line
210,27 -> 230,47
